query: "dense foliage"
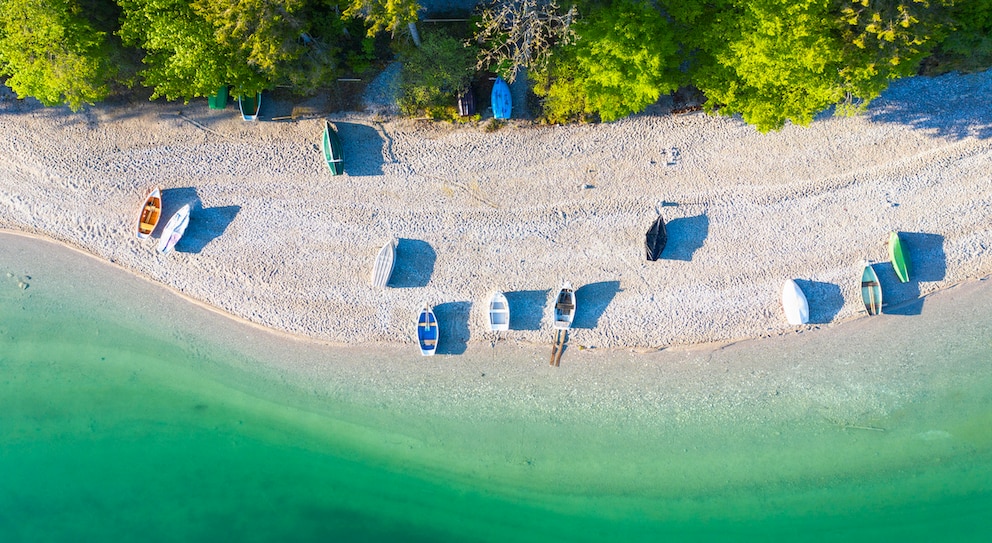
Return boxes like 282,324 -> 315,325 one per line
398,30 -> 477,118
0,0 -> 987,131
0,0 -> 118,111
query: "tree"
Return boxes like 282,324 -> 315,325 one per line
474,0 -> 578,81
572,0 -> 683,121
692,0 -> 846,131
398,30 -> 476,117
0,0 -> 116,110
836,0 -> 954,113
343,0 -> 421,40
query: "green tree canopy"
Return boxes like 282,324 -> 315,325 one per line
573,0 -> 682,121
344,0 -> 421,37
0,0 -> 116,110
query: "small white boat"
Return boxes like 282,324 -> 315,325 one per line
553,282 -> 575,330
417,305 -> 438,356
488,291 -> 510,332
370,239 -> 396,288
157,204 -> 191,254
781,279 -> 810,325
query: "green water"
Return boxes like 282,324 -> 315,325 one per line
1,233 -> 991,542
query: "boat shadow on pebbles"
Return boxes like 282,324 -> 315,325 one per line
389,239 -> 436,288
793,279 -> 844,324
332,122 -> 387,177
882,232 -> 946,316
572,281 -> 621,329
661,214 -> 709,261
434,300 -> 470,355
158,187 -> 240,254
503,289 -> 550,331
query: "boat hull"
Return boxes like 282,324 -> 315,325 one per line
322,120 -> 344,175
371,240 -> 396,288
157,204 -> 191,254
889,231 -> 910,283
645,215 -> 667,261
861,264 -> 882,316
488,291 -> 510,332
782,279 -> 810,325
417,306 -> 439,356
136,187 -> 162,239
491,77 -> 511,120
239,92 -> 262,121
553,283 -> 575,330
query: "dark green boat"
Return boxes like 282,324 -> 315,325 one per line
207,86 -> 228,110
889,231 -> 910,283
322,120 -> 344,175
238,91 -> 261,121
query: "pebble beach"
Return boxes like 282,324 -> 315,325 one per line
1,69 -> 991,353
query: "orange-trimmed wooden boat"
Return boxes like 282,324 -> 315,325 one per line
136,187 -> 162,239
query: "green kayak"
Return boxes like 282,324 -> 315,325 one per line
888,231 -> 910,283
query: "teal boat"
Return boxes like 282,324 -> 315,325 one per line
238,91 -> 262,121
861,264 -> 882,316
207,86 -> 228,110
322,120 -> 344,175
888,231 -> 910,283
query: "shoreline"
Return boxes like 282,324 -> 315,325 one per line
2,70 -> 991,351
2,228 -> 988,358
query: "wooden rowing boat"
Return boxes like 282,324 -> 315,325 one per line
553,282 -> 575,330
157,204 -> 191,254
417,305 -> 439,356
322,120 -> 344,175
491,77 -> 511,120
371,239 -> 396,288
861,264 -> 882,316
781,279 -> 809,325
888,231 -> 910,283
136,187 -> 162,239
239,91 -> 261,121
488,291 -> 510,332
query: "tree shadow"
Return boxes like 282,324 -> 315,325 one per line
900,232 -> 947,282
663,214 -> 709,261
504,289 -> 549,331
879,264 -> 923,316
179,205 -> 240,254
389,239 -> 436,288
435,301 -> 470,355
794,279 -> 843,324
334,121 -> 386,176
866,70 -> 992,140
573,281 -> 621,329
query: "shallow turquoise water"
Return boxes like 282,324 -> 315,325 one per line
1,233 -> 991,541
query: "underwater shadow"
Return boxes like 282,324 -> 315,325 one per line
794,280 -> 843,324
663,214 -> 709,261
504,289 -> 549,331
435,301 -> 470,355
334,122 -> 385,176
866,71 -> 992,140
389,239 -> 436,288
573,281 -> 621,329
900,232 -> 947,282
179,205 -> 240,254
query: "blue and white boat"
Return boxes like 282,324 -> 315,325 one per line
417,305 -> 439,356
